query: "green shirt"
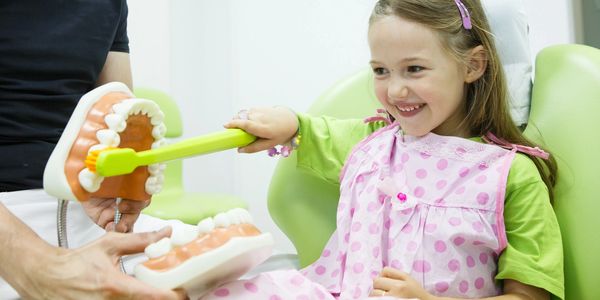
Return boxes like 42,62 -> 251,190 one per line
295,113 -> 564,299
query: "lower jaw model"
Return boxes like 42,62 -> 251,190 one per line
135,207 -> 274,296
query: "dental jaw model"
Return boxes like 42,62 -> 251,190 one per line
135,208 -> 274,296
43,82 -> 273,294
43,82 -> 166,202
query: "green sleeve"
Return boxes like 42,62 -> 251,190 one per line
295,113 -> 385,185
496,154 -> 564,300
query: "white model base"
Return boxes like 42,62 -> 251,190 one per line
134,233 -> 274,296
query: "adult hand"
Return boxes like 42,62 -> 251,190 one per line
16,227 -> 186,300
370,267 -> 434,300
224,106 -> 299,154
82,197 -> 150,233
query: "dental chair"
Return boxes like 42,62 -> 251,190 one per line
267,44 -> 600,300
133,88 -> 247,224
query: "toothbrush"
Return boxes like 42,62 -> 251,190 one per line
85,129 -> 256,177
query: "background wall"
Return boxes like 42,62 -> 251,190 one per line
128,0 -> 577,253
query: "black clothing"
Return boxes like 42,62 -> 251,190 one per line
0,1 -> 129,191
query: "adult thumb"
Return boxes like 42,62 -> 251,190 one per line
105,226 -> 172,256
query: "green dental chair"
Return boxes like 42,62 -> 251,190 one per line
268,44 -> 600,299
133,88 -> 247,224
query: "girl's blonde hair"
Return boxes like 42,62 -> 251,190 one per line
369,0 -> 557,201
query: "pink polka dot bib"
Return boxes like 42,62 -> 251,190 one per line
302,123 -> 516,299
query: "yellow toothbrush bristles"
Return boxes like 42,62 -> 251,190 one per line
85,147 -> 118,172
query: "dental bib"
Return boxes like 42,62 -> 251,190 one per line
43,82 -> 167,201
135,208 -> 274,296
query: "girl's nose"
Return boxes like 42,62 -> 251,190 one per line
387,79 -> 409,102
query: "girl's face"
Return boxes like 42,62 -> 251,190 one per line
368,15 -> 470,137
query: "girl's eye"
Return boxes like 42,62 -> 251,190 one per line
407,66 -> 424,73
372,67 -> 388,76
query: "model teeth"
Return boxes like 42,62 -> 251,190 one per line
78,168 -> 104,192
104,114 -> 127,132
144,237 -> 172,259
147,163 -> 166,175
96,129 -> 121,147
151,139 -> 167,149
151,111 -> 165,126
197,217 -> 215,234
144,208 -> 256,259
170,225 -> 199,246
78,98 -> 168,196
152,123 -> 167,139
88,144 -> 108,153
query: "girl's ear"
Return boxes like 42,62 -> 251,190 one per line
465,45 -> 487,83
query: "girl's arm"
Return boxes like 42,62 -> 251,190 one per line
225,106 -> 384,184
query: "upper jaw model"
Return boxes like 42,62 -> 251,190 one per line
44,82 -> 167,202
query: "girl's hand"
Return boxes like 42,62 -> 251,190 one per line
371,267 -> 436,300
224,106 -> 298,154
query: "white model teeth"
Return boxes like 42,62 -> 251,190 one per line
213,208 -> 253,228
88,144 -> 108,152
144,208 -> 255,259
78,168 -> 104,192
151,139 -> 167,149
77,98 -> 168,196
152,123 -> 167,139
170,225 -> 199,247
197,217 -> 215,234
398,104 -> 422,112
151,111 -> 165,126
144,237 -> 172,259
147,163 -> 166,176
104,114 -> 127,132
96,129 -> 121,147
145,175 -> 163,195
213,212 -> 231,228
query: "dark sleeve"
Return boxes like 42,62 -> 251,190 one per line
111,0 -> 129,53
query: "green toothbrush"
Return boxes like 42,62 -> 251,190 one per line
86,129 -> 256,177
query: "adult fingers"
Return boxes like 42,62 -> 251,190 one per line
102,227 -> 172,256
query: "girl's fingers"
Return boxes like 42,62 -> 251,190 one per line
372,276 -> 402,291
369,288 -> 387,297
381,267 -> 410,280
238,138 -> 278,153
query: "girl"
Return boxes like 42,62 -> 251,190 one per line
218,0 -> 563,299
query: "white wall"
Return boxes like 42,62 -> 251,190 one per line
128,0 -> 576,254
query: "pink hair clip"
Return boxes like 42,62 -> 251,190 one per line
454,0 -> 472,30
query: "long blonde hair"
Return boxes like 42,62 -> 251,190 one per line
369,0 -> 557,201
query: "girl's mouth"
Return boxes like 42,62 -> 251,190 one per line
397,103 -> 425,117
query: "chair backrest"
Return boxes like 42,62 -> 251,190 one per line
133,87 -> 185,192
523,44 -> 600,300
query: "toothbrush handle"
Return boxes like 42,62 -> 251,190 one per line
138,129 -> 256,165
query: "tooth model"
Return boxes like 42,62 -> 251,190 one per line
135,208 -> 274,296
43,82 -> 166,201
